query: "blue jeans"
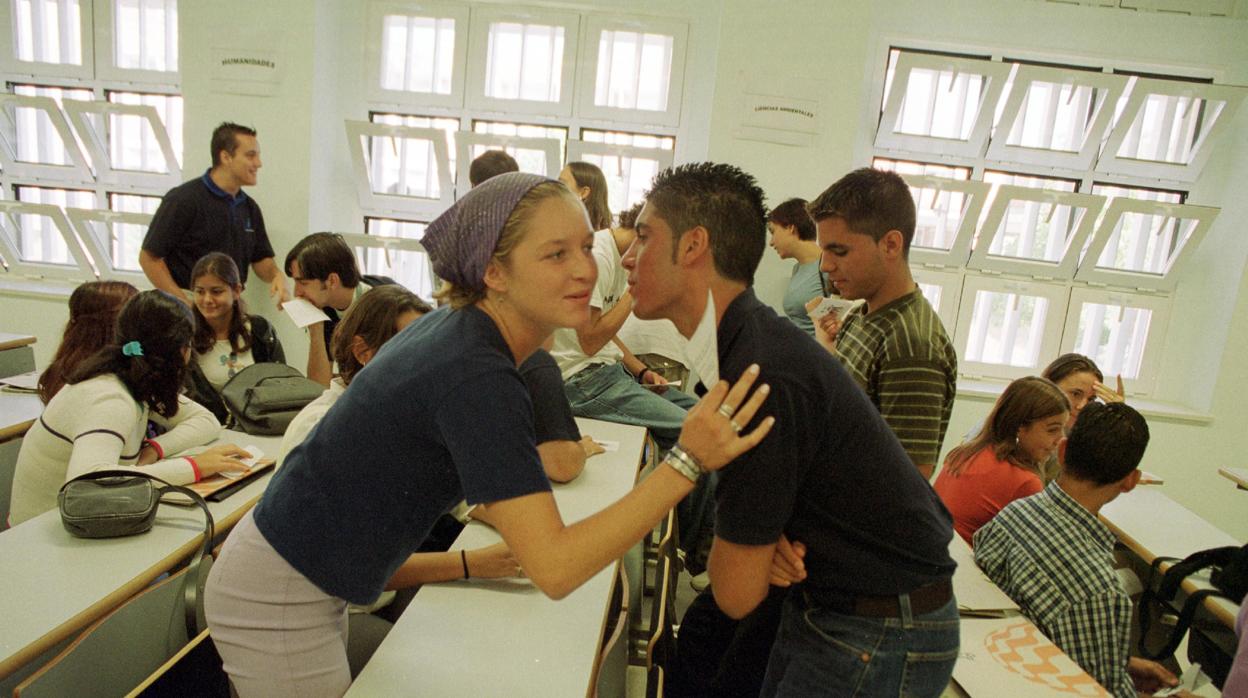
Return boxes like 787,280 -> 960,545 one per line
760,588 -> 960,698
562,363 -> 696,450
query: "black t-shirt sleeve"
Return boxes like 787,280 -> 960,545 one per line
142,189 -> 193,258
520,351 -> 581,444
714,368 -> 807,546
248,203 -> 275,262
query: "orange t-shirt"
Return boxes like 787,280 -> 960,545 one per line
933,446 -> 1043,545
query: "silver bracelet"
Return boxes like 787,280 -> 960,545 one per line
664,443 -> 704,484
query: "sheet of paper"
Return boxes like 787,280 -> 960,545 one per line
807,295 -> 859,321
954,617 -> 1109,697
641,380 -> 681,390
282,297 -> 331,328
220,444 -> 265,479
684,289 -> 719,389
948,536 -> 1019,613
0,370 -> 39,391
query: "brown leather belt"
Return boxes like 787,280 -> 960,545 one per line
809,579 -> 954,618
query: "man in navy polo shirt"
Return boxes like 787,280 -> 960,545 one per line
140,122 -> 289,307
624,162 -> 958,697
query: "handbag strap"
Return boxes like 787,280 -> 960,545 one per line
60,470 -> 215,637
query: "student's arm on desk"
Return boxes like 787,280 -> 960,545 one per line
537,435 -> 606,483
138,250 -> 188,305
709,537 -> 777,619
384,542 -> 519,589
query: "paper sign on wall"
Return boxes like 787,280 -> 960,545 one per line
211,47 -> 283,96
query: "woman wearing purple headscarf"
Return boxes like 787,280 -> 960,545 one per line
204,173 -> 775,696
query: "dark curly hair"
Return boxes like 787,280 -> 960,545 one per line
38,280 -> 138,403
67,290 -> 195,418
1064,402 -> 1150,486
644,162 -> 767,285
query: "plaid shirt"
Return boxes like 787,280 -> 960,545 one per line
834,289 -> 956,467
974,482 -> 1134,698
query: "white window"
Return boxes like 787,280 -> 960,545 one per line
969,186 -> 1106,279
876,51 -> 1011,159
471,119 -> 567,173
954,274 -> 1068,380
0,90 -> 93,180
897,173 -> 988,269
1,0 -> 94,79
370,112 -> 459,184
873,156 -> 970,180
465,6 -> 579,116
453,130 -> 561,193
108,91 -> 182,170
581,128 -> 674,151
1097,78 -> 1245,182
66,206 -> 148,279
986,66 -> 1127,170
566,140 -> 674,216
576,16 -> 686,126
108,191 -> 158,212
92,0 -> 178,83
1075,198 -> 1217,292
0,196 -> 96,279
62,98 -> 181,188
345,230 -> 435,302
366,2 -> 467,109
1063,287 -> 1171,395
912,267 -> 962,335
346,119 -> 453,219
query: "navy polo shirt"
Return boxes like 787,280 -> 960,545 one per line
713,289 -> 956,595
252,305 -> 552,605
142,170 -> 275,289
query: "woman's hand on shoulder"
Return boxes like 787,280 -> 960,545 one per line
192,444 -> 252,477
677,364 -> 774,472
466,542 -> 523,579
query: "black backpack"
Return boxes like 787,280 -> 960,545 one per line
1137,544 -> 1248,660
219,363 -> 325,435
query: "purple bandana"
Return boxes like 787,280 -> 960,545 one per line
423,172 -> 554,292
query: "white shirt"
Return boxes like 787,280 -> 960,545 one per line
9,374 -> 222,525
197,339 -> 256,389
550,228 -> 627,380
277,377 -> 346,466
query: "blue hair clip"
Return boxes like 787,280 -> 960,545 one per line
121,340 -> 144,357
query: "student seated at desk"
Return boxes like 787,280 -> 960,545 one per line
185,253 -> 286,423
974,403 -> 1185,698
38,280 -> 138,404
934,376 -> 1068,544
204,173 -> 770,697
8,290 -> 250,526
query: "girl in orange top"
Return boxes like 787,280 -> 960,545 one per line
934,376 -> 1070,544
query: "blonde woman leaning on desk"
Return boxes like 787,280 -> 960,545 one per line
204,173 -> 774,697
8,290 -> 250,526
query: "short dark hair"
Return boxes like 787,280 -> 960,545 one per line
1064,402 -> 1150,486
767,198 -> 816,241
331,285 -> 431,386
68,290 -> 194,418
1043,353 -> 1104,385
807,168 -> 916,256
285,232 -> 361,288
644,162 -> 767,285
469,150 -> 519,187
617,201 -> 644,231
210,122 -> 257,168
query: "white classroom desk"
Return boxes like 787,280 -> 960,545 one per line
0,430 -> 282,681
0,389 -> 42,443
348,418 -> 647,698
1101,487 -> 1243,628
948,535 -> 1019,616
0,334 -> 36,380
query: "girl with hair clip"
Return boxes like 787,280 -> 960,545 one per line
8,290 -> 250,526
37,280 -> 138,404
559,160 -> 613,231
934,375 -> 1070,544
185,252 -> 286,422
205,173 -> 773,696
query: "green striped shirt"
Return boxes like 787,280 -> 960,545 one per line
835,289 -> 957,467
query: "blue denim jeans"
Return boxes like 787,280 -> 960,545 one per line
562,363 -> 696,450
760,588 -> 960,698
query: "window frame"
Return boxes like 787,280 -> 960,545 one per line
0,92 -> 94,182
1096,78 -> 1246,183
0,199 -> 96,280
985,65 -> 1128,171
364,0 -> 469,110
875,51 -> 1012,159
91,0 -> 180,85
1074,197 -> 1217,292
0,0 -> 95,80
566,138 -> 675,213
61,97 -> 181,188
345,118 -> 454,219
898,172 -> 988,269
65,205 -> 149,283
911,266 -> 963,337
453,130 -> 562,193
968,186 -> 1107,280
341,231 -> 437,302
463,4 -> 580,118
953,273 -> 1070,381
574,14 -> 687,127
1062,285 -> 1171,396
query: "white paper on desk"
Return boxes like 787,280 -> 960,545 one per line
683,289 -> 719,389
281,298 -> 330,328
0,370 -> 39,390
954,618 -> 1109,697
948,536 -> 1019,614
807,295 -> 859,321
220,444 -> 265,479
594,440 -> 619,452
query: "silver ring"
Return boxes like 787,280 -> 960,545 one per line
716,404 -> 735,419
729,419 -> 742,433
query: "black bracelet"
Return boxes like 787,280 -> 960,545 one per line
637,368 -> 651,384
461,549 -> 470,579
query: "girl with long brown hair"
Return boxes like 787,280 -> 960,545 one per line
37,281 -> 138,403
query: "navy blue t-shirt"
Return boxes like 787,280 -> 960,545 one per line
713,290 -> 955,595
253,305 -> 552,605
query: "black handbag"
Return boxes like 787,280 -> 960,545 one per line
1137,544 -> 1248,660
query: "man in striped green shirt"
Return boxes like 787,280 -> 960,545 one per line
807,168 -> 957,479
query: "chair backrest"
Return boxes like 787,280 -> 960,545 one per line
646,517 -> 678,671
592,566 -> 630,697
14,558 -> 211,698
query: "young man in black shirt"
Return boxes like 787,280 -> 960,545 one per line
140,122 -> 288,307
624,163 -> 958,697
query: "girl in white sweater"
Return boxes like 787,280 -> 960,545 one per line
8,290 -> 250,526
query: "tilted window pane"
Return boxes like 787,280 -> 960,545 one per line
371,113 -> 459,183
895,67 -> 983,140
582,128 -> 674,150
10,85 -> 92,166
12,185 -> 94,265
873,157 -> 970,180
581,152 -> 662,217
107,91 -> 183,171
1006,81 -> 1099,153
1116,92 -> 1217,165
